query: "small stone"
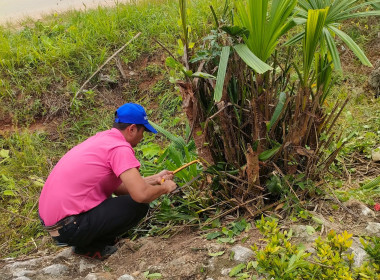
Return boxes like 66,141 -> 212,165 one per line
291,225 -> 312,239
5,258 -> 40,270
54,247 -> 73,260
42,264 -> 69,276
118,275 -> 135,280
221,268 -> 232,276
85,273 -> 110,280
347,238 -> 368,267
305,245 -> 316,255
365,222 -> 380,237
13,277 -> 32,280
80,259 -> 96,273
131,271 -> 141,277
204,257 -> 216,271
205,278 -> 214,280
372,147 -> 380,162
85,274 -> 99,280
230,245 -> 254,263
13,269 -> 36,277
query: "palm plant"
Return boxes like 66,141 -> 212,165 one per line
288,0 -> 380,71
234,0 -> 297,62
168,0 -> 378,205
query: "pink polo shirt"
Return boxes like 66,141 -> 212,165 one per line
38,128 -> 140,226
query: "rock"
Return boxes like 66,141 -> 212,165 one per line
372,147 -> 380,162
347,238 -> 368,267
220,268 -> 231,276
4,257 -> 47,270
85,274 -> 101,280
12,269 -> 36,277
54,247 -> 73,260
85,273 -> 109,280
118,275 -> 135,280
304,245 -> 316,255
13,277 -> 32,280
365,222 -> 380,237
205,278 -> 214,280
42,264 -> 69,276
204,257 -> 216,272
230,245 -> 253,263
291,225 -> 318,242
80,259 -> 97,273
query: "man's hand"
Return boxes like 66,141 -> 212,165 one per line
119,168 -> 177,203
157,170 -> 174,183
161,179 -> 177,194
144,170 -> 174,185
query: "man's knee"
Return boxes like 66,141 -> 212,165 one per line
135,201 -> 149,218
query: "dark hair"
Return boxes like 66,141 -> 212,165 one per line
113,122 -> 145,131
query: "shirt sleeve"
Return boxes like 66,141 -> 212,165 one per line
108,145 -> 141,177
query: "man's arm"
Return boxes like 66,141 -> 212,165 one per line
143,170 -> 174,185
116,168 -> 177,203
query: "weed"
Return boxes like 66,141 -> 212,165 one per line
229,216 -> 380,279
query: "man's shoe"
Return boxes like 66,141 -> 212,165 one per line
73,245 -> 117,260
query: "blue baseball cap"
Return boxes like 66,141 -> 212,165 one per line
115,103 -> 158,134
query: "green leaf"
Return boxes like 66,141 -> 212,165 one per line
361,176 -> 380,190
267,92 -> 287,132
191,72 -> 216,79
140,143 -> 161,159
150,122 -> 186,149
329,26 -> 372,67
323,28 -> 341,71
146,273 -> 162,279
184,70 -> 193,77
259,145 -> 281,161
3,190 -> 15,196
303,8 -> 329,84
229,263 -> 246,277
0,149 -> 9,158
214,46 -> 230,102
306,225 -> 316,235
165,57 -> 181,69
218,237 -> 235,244
206,231 -> 222,240
233,44 -> 272,74
208,251 -> 225,257
235,0 -> 297,61
221,26 -> 249,37
312,216 -> 324,225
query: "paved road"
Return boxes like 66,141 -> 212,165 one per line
0,0 -> 130,24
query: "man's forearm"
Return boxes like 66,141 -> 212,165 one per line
143,174 -> 160,185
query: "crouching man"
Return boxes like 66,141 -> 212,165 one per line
38,103 -> 177,260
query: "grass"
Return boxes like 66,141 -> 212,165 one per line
0,0 -> 221,125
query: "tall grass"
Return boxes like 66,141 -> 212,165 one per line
0,0 -> 222,125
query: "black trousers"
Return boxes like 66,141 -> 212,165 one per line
52,195 -> 149,248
